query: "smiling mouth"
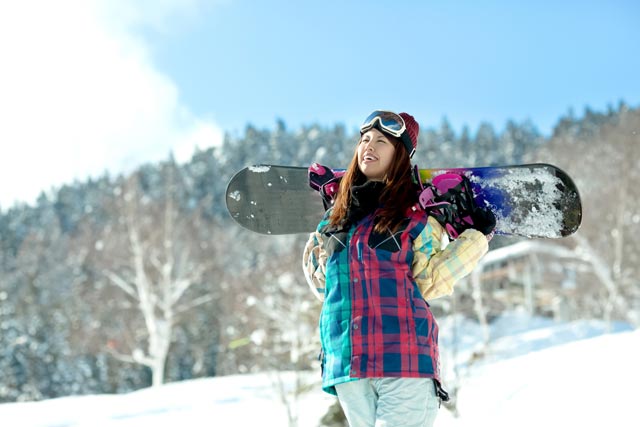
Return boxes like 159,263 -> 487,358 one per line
362,154 -> 378,162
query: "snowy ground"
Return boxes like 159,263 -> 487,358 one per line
0,312 -> 637,427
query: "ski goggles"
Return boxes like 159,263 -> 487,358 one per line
360,110 -> 406,138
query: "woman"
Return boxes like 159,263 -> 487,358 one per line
302,110 -> 492,427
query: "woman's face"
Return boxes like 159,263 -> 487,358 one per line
357,128 -> 396,181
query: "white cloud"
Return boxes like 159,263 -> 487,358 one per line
0,0 -> 222,209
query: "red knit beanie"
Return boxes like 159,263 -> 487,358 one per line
399,112 -> 419,157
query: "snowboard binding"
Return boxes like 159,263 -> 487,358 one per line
415,166 -> 496,239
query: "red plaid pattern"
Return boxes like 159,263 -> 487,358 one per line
316,208 -> 441,395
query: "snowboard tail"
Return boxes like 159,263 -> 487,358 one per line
225,164 -> 582,238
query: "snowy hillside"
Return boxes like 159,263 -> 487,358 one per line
0,314 -> 636,427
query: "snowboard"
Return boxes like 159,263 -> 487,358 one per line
225,164 -> 582,238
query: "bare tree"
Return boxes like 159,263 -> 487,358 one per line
532,106 -> 640,324
98,163 -> 220,386
231,234 -> 321,427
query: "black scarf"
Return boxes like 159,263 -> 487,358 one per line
344,180 -> 385,226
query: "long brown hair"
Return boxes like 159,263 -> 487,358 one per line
329,134 -> 417,232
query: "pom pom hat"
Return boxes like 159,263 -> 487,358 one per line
360,110 -> 419,158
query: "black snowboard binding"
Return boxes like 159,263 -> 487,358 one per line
415,166 -> 495,239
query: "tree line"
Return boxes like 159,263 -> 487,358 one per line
0,103 -> 637,402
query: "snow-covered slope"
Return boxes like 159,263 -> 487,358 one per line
439,329 -> 638,427
0,315 -> 636,427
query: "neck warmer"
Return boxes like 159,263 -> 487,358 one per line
345,180 -> 385,225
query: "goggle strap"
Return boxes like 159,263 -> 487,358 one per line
402,133 -> 415,158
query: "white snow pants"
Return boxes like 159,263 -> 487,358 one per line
335,377 -> 439,427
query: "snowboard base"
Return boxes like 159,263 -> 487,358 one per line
226,164 -> 582,238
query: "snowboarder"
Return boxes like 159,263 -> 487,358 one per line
302,110 -> 494,426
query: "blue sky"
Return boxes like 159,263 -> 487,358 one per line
149,0 -> 640,135
0,0 -> 638,208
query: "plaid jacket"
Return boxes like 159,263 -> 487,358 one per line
303,207 -> 488,395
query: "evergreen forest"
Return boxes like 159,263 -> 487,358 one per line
0,104 -> 638,402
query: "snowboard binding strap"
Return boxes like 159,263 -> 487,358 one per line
416,168 -> 494,239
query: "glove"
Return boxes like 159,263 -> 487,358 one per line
470,207 -> 496,236
319,181 -> 340,209
309,163 -> 342,210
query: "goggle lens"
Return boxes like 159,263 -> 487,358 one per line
360,110 -> 406,137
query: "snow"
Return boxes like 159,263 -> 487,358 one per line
0,313 -> 636,427
486,167 -> 565,238
0,373 -> 335,427
445,331 -> 638,427
228,190 -> 242,201
248,165 -> 271,173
